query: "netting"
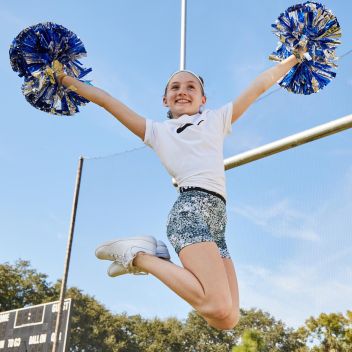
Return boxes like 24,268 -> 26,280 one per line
62,45 -> 352,327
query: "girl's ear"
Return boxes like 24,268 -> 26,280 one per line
163,96 -> 168,107
201,95 -> 207,104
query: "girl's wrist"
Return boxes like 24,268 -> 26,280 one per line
293,51 -> 303,63
56,72 -> 67,85
52,60 -> 66,85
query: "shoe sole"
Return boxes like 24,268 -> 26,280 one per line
108,264 -> 130,277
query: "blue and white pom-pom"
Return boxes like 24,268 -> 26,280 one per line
9,22 -> 92,116
269,1 -> 341,95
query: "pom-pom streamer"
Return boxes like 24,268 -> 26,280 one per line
9,22 -> 92,115
269,1 -> 341,95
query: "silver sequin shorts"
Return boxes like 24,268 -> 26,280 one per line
166,189 -> 230,258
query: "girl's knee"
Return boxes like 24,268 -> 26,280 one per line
199,298 -> 233,321
198,299 -> 240,330
207,310 -> 241,331
230,311 -> 241,328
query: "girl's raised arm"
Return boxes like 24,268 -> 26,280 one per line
60,75 -> 146,140
231,55 -> 298,124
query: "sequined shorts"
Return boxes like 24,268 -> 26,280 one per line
166,189 -> 230,258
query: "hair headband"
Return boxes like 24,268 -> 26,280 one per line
166,70 -> 205,93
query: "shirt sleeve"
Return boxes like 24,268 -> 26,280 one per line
213,102 -> 233,136
143,119 -> 155,148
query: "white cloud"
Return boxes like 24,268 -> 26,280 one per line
234,167 -> 352,327
92,64 -> 130,103
238,252 -> 352,328
231,198 -> 320,241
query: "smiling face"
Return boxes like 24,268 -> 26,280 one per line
163,71 -> 206,119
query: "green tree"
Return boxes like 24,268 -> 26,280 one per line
233,308 -> 307,351
0,260 -> 136,351
64,286 -> 131,351
232,330 -> 265,352
302,311 -> 352,352
0,259 -> 56,311
130,315 -> 184,351
6,259 -> 352,352
182,310 -> 236,351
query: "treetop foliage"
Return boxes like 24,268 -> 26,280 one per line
1,260 -> 351,352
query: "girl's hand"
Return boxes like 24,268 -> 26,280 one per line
52,60 -> 66,84
292,38 -> 311,63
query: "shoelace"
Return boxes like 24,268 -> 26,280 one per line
111,251 -> 130,267
111,252 -> 148,275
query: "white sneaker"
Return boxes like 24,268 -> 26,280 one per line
107,240 -> 171,277
107,263 -> 145,277
95,236 -> 157,269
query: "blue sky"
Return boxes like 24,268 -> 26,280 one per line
1,0 -> 351,328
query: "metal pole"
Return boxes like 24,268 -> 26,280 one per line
52,156 -> 84,352
171,113 -> 352,186
180,0 -> 187,70
224,114 -> 352,170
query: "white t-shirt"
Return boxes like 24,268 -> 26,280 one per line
144,102 -> 233,199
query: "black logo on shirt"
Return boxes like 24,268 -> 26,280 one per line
176,120 -> 204,134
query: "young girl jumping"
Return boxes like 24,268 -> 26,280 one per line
55,53 -> 301,330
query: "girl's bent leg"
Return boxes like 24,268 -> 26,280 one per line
133,242 -> 239,330
223,258 -> 240,318
204,259 -> 240,329
134,253 -> 206,306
